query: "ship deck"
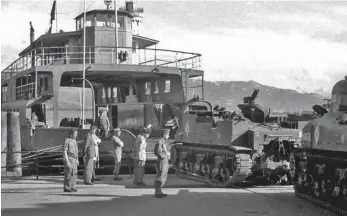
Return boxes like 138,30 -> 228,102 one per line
1,45 -> 203,82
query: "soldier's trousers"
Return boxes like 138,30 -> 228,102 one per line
114,149 -> 122,177
83,156 -> 94,184
133,159 -> 145,184
64,157 -> 78,190
100,129 -> 109,139
154,157 -> 169,195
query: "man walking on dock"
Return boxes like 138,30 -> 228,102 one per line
111,128 -> 124,181
153,129 -> 171,198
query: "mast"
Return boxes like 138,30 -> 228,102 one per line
82,0 -> 86,128
56,0 -> 58,33
114,0 -> 118,64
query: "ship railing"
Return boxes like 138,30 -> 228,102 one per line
1,46 -> 202,81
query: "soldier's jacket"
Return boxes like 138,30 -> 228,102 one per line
63,138 -> 78,158
99,115 -> 110,130
84,133 -> 96,158
132,135 -> 147,161
154,138 -> 169,160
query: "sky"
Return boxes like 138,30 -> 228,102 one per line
1,0 -> 347,95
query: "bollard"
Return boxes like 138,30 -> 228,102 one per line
7,112 -> 22,176
1,112 -> 7,172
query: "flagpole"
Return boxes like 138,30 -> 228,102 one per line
56,0 -> 58,33
114,0 -> 118,64
82,0 -> 86,129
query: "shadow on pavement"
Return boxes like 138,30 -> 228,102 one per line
1,188 -> 334,216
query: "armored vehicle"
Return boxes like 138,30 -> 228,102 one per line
170,89 -> 302,187
292,76 -> 347,215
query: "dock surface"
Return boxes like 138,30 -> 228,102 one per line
2,174 -> 335,216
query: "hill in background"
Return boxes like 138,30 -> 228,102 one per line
201,80 -> 325,113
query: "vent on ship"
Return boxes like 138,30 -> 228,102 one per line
338,105 -> 347,112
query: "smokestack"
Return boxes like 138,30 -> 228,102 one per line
125,1 -> 134,12
30,21 -> 35,44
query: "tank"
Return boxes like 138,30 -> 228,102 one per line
292,77 -> 347,215
170,89 -> 302,187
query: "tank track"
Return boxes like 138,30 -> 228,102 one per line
170,144 -> 253,187
293,149 -> 347,216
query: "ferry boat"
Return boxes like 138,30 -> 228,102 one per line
1,0 -> 204,174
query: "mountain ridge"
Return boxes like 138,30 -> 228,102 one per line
200,80 -> 325,113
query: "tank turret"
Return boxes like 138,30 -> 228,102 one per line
237,89 -> 270,123
292,76 -> 347,215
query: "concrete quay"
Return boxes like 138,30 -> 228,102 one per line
2,174 -> 335,216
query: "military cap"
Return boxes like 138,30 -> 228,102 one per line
160,129 -> 170,136
90,124 -> 98,129
113,127 -> 121,132
143,127 -> 151,134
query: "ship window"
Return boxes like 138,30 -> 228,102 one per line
96,21 -> 106,27
132,85 -> 137,95
118,16 -> 125,28
145,82 -> 151,95
102,87 -> 106,99
85,21 -> 92,27
112,87 -> 118,98
15,73 -> 36,100
44,77 -> 49,91
132,42 -> 137,53
154,81 -> 159,94
165,80 -> 170,93
1,84 -> 8,102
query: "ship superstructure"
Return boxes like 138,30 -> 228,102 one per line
1,1 -> 203,159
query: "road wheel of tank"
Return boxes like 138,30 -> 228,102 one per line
227,154 -> 238,177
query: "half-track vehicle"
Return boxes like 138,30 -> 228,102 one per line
292,76 -> 347,215
170,89 -> 302,187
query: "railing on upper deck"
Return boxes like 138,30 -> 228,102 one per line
1,46 -> 202,81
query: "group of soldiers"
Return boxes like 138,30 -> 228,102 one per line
63,111 -> 172,198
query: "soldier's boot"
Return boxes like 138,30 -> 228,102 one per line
154,180 -> 167,198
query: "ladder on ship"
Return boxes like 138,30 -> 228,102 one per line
181,69 -> 189,101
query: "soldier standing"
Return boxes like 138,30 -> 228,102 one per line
153,129 -> 171,198
111,128 -> 124,181
63,128 -> 79,192
83,124 -> 98,185
99,110 -> 110,139
133,126 -> 151,186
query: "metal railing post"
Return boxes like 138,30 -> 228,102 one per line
154,46 -> 157,66
42,48 -> 45,66
89,47 -> 91,64
35,151 -> 39,180
111,47 -> 114,64
65,44 -> 69,64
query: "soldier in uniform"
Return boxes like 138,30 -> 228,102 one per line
111,128 -> 124,181
63,128 -> 79,192
153,129 -> 171,198
83,124 -> 98,185
133,126 -> 151,186
99,110 -> 110,139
